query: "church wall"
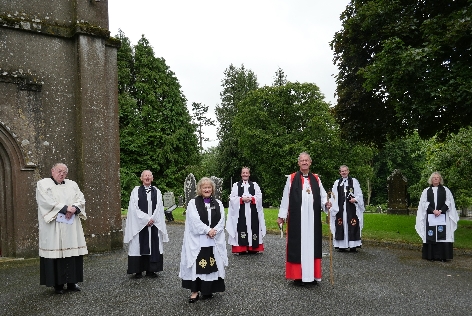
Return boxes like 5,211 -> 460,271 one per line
0,0 -> 122,257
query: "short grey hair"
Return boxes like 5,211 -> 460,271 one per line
298,152 -> 312,162
52,163 -> 68,172
141,170 -> 153,177
339,165 -> 349,171
427,172 -> 444,185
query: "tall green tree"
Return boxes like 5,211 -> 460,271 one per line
233,81 -> 340,206
215,64 -> 259,200
409,127 -> 472,209
117,33 -> 199,207
191,102 -> 215,153
331,0 -> 472,146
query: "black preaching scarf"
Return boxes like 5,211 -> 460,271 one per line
194,196 -> 221,274
137,186 -> 160,262
236,180 -> 260,247
426,185 -> 448,242
287,171 -> 322,263
335,177 -> 360,241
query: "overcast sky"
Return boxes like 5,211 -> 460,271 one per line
108,1 -> 350,148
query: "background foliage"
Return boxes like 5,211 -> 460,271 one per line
117,31 -> 199,208
116,0 -> 472,212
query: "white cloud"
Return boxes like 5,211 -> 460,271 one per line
109,0 -> 350,148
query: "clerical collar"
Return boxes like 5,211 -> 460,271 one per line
51,176 -> 65,185
203,197 -> 211,203
302,173 -> 309,178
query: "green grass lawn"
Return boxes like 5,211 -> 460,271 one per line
123,207 -> 472,249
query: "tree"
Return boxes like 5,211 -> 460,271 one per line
191,102 -> 215,152
409,127 -> 472,209
233,81 -> 340,206
215,64 -> 259,201
117,33 -> 199,207
370,132 -> 430,206
331,0 -> 472,146
273,67 -> 287,87
187,146 -> 220,181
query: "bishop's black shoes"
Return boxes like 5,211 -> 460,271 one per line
67,283 -> 81,292
54,285 -> 64,294
146,271 -> 158,278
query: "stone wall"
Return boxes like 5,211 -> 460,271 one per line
0,0 -> 122,257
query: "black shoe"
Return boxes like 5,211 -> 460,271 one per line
338,248 -> 347,252
293,279 -> 304,286
67,283 -> 81,292
189,293 -> 200,303
54,285 -> 64,294
201,294 -> 214,300
350,248 -> 358,253
134,272 -> 143,279
146,272 -> 158,278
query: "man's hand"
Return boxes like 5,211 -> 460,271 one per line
65,206 -> 76,219
242,196 -> 252,203
208,228 -> 217,238
277,217 -> 284,226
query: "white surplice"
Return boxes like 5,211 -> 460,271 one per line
278,175 -> 328,282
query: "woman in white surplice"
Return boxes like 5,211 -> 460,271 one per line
179,177 -> 228,303
415,171 -> 459,261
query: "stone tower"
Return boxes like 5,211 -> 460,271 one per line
0,0 -> 122,257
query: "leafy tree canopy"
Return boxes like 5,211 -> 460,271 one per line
331,0 -> 472,146
117,32 -> 199,207
233,81 -> 340,206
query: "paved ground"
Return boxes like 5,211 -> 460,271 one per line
1,223 -> 471,316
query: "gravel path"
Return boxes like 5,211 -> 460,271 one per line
1,223 -> 471,316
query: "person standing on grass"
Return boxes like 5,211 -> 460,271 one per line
36,163 -> 87,294
277,152 -> 331,285
124,170 -> 168,279
329,165 -> 365,252
226,167 -> 266,254
415,171 -> 459,261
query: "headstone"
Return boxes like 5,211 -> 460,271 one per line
184,173 -> 197,209
163,192 -> 175,208
387,169 -> 409,215
211,176 -> 223,202
162,192 -> 176,222
178,195 -> 184,207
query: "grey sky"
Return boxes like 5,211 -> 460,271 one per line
109,1 -> 350,148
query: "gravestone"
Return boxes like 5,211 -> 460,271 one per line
211,176 -> 223,202
387,169 -> 409,215
163,192 -> 176,222
184,173 -> 197,212
163,192 -> 175,208
178,195 -> 184,207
